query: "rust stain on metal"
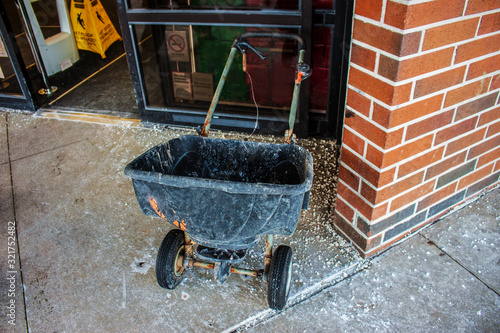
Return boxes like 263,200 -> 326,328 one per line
230,267 -> 261,277
184,233 -> 194,247
175,248 -> 185,276
200,123 -> 210,137
189,260 -> 261,278
264,234 -> 274,275
172,219 -> 187,231
148,195 -> 187,231
192,261 -> 216,270
149,196 -> 167,219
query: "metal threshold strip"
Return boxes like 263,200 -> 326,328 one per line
36,108 -> 141,127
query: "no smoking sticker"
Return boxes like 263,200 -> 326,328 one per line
168,34 -> 185,52
166,31 -> 190,62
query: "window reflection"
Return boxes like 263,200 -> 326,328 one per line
129,0 -> 299,10
136,25 -> 299,117
0,36 -> 22,96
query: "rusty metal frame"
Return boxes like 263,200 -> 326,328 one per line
179,233 -> 275,280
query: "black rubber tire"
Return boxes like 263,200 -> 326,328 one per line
156,229 -> 186,289
267,245 -> 293,310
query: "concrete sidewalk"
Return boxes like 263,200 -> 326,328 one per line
1,110 -> 499,332
0,111 -> 363,332
247,186 -> 500,332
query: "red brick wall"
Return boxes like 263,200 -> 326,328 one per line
335,0 -> 500,257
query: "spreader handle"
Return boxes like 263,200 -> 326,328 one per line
199,32 -> 309,142
238,32 -> 306,52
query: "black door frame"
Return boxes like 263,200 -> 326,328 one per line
0,0 -> 353,141
116,0 -> 353,140
0,1 -> 37,112
328,0 -> 354,141
116,0 -> 315,137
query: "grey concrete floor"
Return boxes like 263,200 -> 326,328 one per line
248,186 -> 500,332
0,111 -> 363,332
1,111 -> 499,332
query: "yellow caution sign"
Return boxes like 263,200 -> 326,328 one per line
70,0 -> 122,59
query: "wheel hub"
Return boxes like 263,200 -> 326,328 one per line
174,246 -> 186,277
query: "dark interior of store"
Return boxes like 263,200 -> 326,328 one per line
1,0 -> 138,116
0,0 -> 351,139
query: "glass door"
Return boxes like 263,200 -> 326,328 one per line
0,1 -> 37,111
117,0 -> 312,137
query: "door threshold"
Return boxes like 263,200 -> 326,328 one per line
35,107 -> 141,127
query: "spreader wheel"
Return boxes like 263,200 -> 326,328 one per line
267,245 -> 293,310
156,229 -> 186,289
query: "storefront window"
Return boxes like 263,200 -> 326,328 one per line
129,0 -> 299,10
136,24 -> 299,119
0,35 -> 23,96
309,27 -> 331,113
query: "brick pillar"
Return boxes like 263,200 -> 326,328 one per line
334,0 -> 500,257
